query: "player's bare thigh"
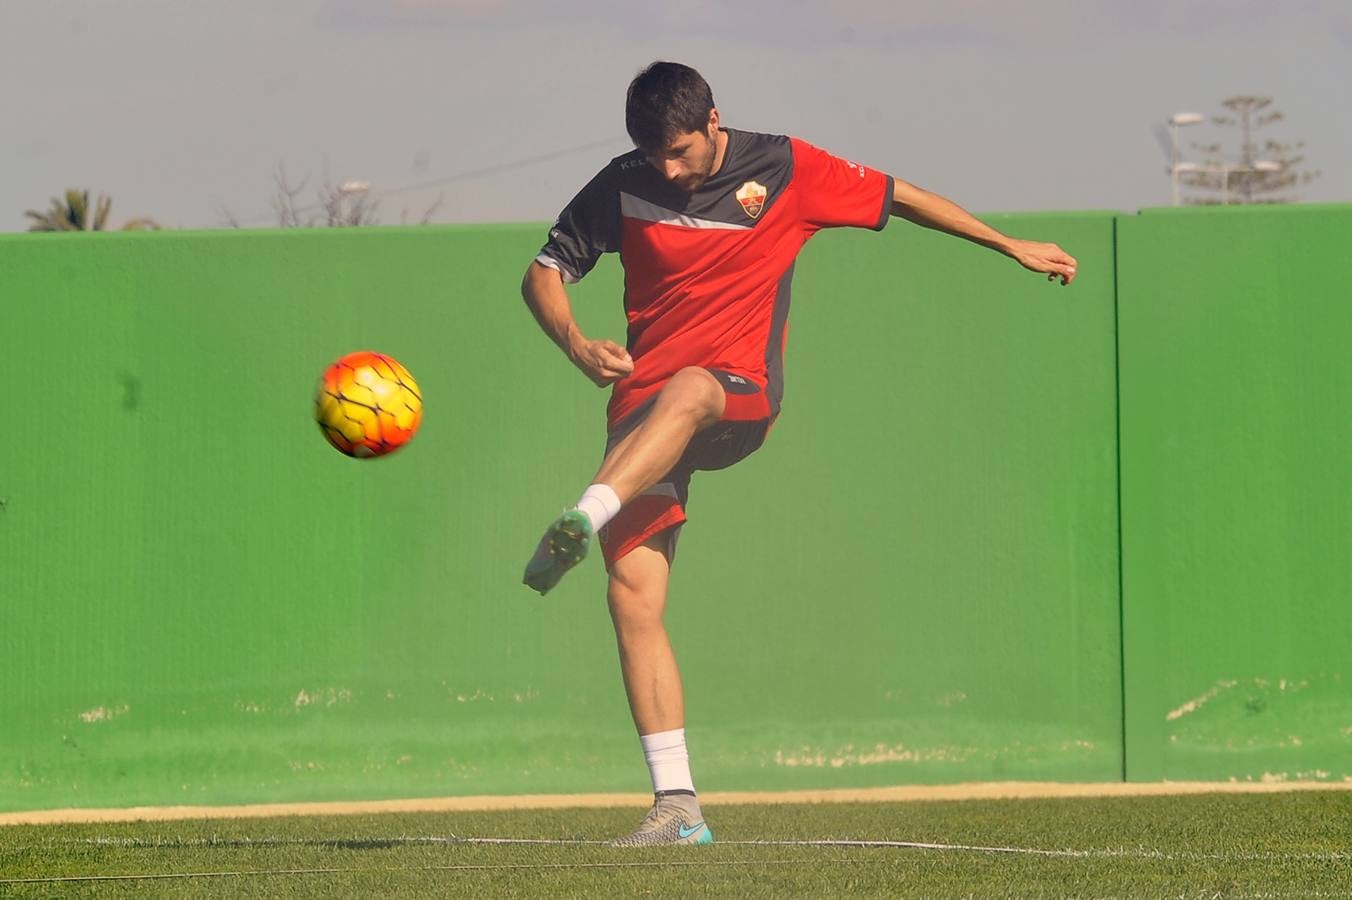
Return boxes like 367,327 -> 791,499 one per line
631,368 -> 725,436
593,368 -> 725,496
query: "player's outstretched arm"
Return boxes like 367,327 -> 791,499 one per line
521,261 -> 634,386
889,178 -> 1078,286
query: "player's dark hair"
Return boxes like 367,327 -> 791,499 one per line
625,61 -> 716,150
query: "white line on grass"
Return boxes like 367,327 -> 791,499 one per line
12,834 -> 1348,862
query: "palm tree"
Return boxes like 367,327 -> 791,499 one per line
24,189 -> 159,231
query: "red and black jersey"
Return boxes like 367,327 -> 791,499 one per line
536,128 -> 893,427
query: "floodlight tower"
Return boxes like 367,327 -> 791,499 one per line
1173,159 -> 1282,205
1169,112 -> 1204,206
337,180 -> 370,226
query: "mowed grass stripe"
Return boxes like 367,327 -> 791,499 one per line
2,794 -> 1349,898
0,858 -> 884,886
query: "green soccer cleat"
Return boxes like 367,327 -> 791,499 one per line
522,509 -> 593,595
609,793 -> 714,847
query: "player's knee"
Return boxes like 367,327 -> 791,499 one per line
662,367 -> 724,425
607,571 -> 664,629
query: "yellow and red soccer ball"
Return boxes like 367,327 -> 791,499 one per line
315,351 -> 422,458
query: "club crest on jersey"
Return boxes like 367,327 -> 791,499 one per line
735,181 -> 767,219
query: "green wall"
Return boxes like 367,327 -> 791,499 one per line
1,216 -> 1122,813
3,205 -> 1349,813
1117,205 -> 1352,781
677,213 -> 1123,786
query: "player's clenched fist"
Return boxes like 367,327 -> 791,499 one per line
572,338 -> 634,387
1007,239 -> 1079,286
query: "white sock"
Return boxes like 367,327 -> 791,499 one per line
640,728 -> 695,794
574,483 -> 621,532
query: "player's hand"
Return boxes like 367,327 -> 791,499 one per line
1008,239 -> 1078,286
572,338 -> 634,387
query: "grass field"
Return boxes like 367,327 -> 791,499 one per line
2,791 -> 1350,897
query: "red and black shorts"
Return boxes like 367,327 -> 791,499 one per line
599,369 -> 774,569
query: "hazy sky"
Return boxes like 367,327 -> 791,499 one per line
3,0 -> 1349,231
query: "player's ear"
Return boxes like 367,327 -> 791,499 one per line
707,107 -> 719,135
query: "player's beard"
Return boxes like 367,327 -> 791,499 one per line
678,131 -> 719,193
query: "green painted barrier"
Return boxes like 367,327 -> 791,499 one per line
1117,206 -> 1352,781
1,215 -> 1122,813
690,214 -> 1122,786
11,204 -> 1351,813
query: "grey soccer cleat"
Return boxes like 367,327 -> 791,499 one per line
609,792 -> 714,847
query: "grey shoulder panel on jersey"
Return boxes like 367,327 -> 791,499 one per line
614,129 -> 795,228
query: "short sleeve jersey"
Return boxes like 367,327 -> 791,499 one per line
536,129 -> 893,427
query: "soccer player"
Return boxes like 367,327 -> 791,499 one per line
521,61 -> 1078,846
